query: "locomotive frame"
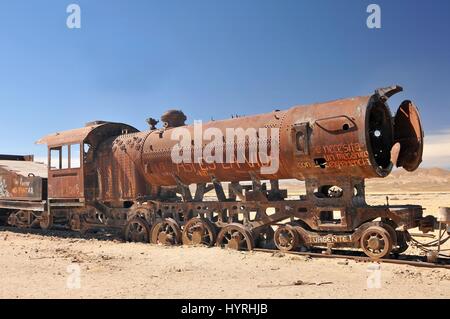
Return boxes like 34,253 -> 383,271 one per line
1,86 -> 448,260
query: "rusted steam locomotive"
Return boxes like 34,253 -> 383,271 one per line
1,85 -> 448,259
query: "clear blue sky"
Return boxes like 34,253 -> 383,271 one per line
1,0 -> 450,164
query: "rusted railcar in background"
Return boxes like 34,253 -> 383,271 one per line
0,155 -> 49,228
0,85 -> 448,260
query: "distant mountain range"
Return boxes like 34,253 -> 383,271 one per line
366,167 -> 450,193
278,167 -> 450,194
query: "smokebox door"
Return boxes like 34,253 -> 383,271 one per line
393,100 -> 424,172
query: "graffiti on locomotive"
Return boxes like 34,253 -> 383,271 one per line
170,120 -> 280,175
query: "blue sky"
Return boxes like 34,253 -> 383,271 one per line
0,0 -> 449,166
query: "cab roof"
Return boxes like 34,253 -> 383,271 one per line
36,121 -> 139,147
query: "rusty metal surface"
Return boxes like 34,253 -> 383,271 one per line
36,123 -> 103,146
0,161 -> 47,201
120,85 -> 423,187
0,199 -> 46,212
36,122 -> 138,147
394,100 -> 424,171
95,133 -> 149,202
48,168 -> 84,199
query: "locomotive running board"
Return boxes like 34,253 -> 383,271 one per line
0,199 -> 46,212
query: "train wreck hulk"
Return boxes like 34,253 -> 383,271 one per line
1,85 -> 449,260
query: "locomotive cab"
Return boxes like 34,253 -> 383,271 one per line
36,121 -> 139,205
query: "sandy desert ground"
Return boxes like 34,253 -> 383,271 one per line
0,190 -> 449,299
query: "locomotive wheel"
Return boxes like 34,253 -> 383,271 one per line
182,218 -> 217,247
392,231 -> 409,254
382,222 -> 398,246
124,217 -> 151,243
274,225 -> 299,252
39,212 -> 53,230
216,224 -> 254,251
360,226 -> 393,259
151,218 -> 182,246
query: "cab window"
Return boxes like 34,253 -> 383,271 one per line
49,144 -> 82,170
50,147 -> 62,170
70,144 -> 81,168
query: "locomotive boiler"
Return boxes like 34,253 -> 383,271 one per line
95,85 -> 423,190
1,85 -> 447,260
